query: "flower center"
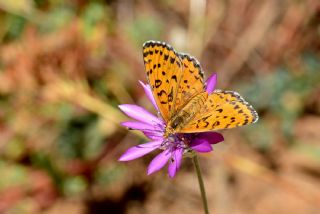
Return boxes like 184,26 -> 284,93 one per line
160,133 -> 190,151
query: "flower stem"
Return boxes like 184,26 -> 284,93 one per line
192,155 -> 209,214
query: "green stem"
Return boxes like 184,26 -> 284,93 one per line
192,155 -> 209,214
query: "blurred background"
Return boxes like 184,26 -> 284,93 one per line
0,0 -> 319,213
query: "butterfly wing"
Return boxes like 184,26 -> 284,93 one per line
143,41 -> 183,121
179,90 -> 259,133
175,53 -> 205,111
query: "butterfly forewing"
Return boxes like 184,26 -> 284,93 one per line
143,41 -> 183,121
179,90 -> 259,133
174,53 -> 205,111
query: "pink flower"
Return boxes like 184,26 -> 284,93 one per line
119,74 -> 223,178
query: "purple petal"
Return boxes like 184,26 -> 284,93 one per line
205,73 -> 217,94
119,104 -> 163,126
147,150 -> 171,175
119,140 -> 162,161
143,130 -> 164,141
139,81 -> 159,111
168,148 -> 183,178
196,132 -> 224,145
121,121 -> 160,132
190,132 -> 224,153
190,139 -> 213,152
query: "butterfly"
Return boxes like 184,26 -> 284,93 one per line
142,41 -> 258,137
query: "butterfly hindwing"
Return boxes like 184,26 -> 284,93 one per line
143,41 -> 183,121
179,90 -> 259,133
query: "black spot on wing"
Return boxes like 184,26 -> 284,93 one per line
171,75 -> 177,82
243,119 -> 249,125
155,79 -> 162,88
216,109 -> 223,113
157,90 -> 167,96
212,121 -> 220,128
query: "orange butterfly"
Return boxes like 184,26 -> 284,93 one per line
142,41 -> 258,137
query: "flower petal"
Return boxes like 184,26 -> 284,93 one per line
190,139 -> 213,152
119,140 -> 162,161
196,132 -> 224,145
121,121 -> 160,132
139,81 -> 159,111
143,130 -> 164,141
168,148 -> 183,178
205,73 -> 217,94
119,104 -> 163,126
147,150 -> 171,175
190,132 -> 224,153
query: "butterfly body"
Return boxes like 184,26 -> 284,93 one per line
165,92 -> 208,137
143,40 -> 258,137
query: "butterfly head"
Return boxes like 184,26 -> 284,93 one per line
164,114 -> 186,137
